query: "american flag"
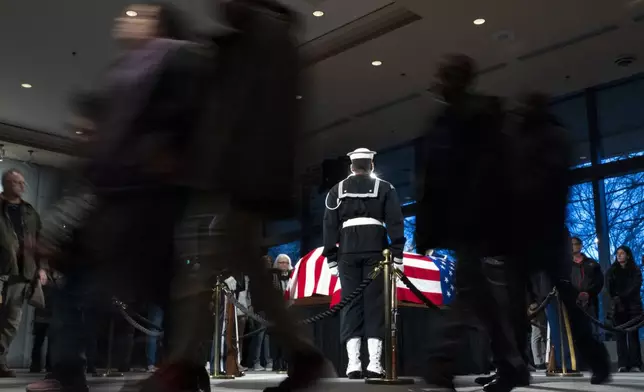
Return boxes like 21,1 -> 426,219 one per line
285,247 -> 456,307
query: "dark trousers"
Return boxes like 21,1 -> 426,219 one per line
615,311 -> 642,369
338,252 -> 384,343
483,257 -> 530,371
31,322 -> 51,371
426,252 -> 524,384
271,336 -> 287,371
0,278 -> 28,365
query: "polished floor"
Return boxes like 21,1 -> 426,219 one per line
3,370 -> 644,391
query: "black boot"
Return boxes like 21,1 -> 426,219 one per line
347,371 -> 362,380
364,370 -> 384,379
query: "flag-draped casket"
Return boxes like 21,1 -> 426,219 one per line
285,247 -> 456,307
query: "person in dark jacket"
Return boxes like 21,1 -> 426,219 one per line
323,148 -> 405,379
606,245 -> 643,372
570,237 -> 603,320
33,2 -> 328,392
0,169 -> 45,378
420,55 -> 529,392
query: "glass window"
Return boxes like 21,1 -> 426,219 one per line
603,170 -> 644,337
597,78 -> 644,161
403,216 -> 416,253
267,240 -> 301,266
550,97 -> 590,167
604,171 -> 644,257
264,219 -> 301,238
374,145 -> 415,202
566,182 -> 599,259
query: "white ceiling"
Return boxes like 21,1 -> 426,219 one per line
1,0 -> 644,170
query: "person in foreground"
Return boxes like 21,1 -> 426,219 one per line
416,54 -> 611,392
27,1 -> 330,392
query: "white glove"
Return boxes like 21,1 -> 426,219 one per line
224,276 -> 237,292
393,257 -> 404,272
329,265 -> 339,277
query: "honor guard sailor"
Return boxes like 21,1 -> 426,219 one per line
322,148 -> 405,379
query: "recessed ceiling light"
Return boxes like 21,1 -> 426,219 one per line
580,156 -> 587,160
371,60 -> 382,67
312,10 -> 324,17
473,18 -> 486,25
21,83 -> 32,89
126,10 -> 138,17
75,130 -> 84,135
296,95 -> 303,100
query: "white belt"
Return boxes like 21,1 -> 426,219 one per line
342,217 -> 384,229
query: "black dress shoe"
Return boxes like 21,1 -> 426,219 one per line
0,365 -> 16,378
475,374 -> 497,386
482,367 -> 530,392
364,370 -> 384,379
590,369 -> 611,385
347,371 -> 362,379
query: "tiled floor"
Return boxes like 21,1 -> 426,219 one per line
3,370 -> 644,391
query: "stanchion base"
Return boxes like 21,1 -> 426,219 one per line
365,378 -> 415,385
211,374 -> 235,380
546,371 -> 583,378
94,372 -> 124,378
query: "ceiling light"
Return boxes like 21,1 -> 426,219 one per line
21,83 -> 32,89
312,10 -> 324,17
75,130 -> 84,135
371,60 -> 382,67
580,156 -> 587,160
126,10 -> 138,17
296,95 -> 303,100
473,18 -> 486,25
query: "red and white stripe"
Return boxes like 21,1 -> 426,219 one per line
285,247 -> 445,307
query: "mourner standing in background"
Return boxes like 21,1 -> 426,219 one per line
270,254 -> 293,373
323,148 -> 405,379
0,169 -> 45,378
606,245 -> 643,373
570,237 -> 603,334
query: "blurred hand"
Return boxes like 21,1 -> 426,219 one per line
528,302 -> 538,316
38,269 -> 48,286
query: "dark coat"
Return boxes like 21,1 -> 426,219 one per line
571,255 -> 604,316
0,198 -> 41,281
606,257 -> 643,317
183,0 -> 300,220
415,93 -> 508,255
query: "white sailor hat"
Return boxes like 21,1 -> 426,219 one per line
347,148 -> 377,161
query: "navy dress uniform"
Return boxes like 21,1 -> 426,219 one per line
322,148 -> 406,379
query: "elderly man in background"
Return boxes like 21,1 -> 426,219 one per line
270,254 -> 293,373
0,169 -> 46,377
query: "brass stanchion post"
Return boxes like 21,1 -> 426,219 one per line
211,276 -> 234,379
546,289 -> 582,378
366,249 -> 413,385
